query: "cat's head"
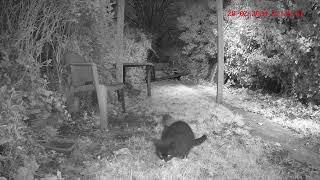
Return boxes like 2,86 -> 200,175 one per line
152,139 -> 174,162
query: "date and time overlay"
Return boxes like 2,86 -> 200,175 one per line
227,9 -> 304,17
226,0 -> 304,17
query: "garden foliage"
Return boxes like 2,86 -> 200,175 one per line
177,2 -> 218,80
0,0 -> 151,178
177,0 -> 320,104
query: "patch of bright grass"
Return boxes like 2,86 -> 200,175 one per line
224,86 -> 320,136
80,82 -> 283,179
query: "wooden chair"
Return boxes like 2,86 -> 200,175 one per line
64,53 -> 125,129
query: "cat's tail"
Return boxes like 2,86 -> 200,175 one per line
193,135 -> 207,146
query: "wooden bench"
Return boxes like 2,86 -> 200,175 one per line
63,52 -> 125,129
151,63 -> 189,82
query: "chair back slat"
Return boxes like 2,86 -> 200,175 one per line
70,66 -> 94,87
63,52 -> 94,87
153,63 -> 170,71
63,51 -> 86,64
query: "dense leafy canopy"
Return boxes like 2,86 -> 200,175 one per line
177,0 -> 320,104
0,0 -> 152,178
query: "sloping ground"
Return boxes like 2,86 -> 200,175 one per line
225,104 -> 320,169
186,83 -> 320,170
78,81 -> 320,179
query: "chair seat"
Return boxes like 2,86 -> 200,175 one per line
73,84 -> 95,92
72,83 -> 124,93
105,82 -> 124,91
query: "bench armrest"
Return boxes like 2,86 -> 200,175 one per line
69,63 -> 96,67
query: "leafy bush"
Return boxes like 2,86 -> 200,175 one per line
64,0 -> 151,89
177,0 -> 320,104
224,0 -> 320,104
177,3 -> 217,80
0,0 -> 72,178
0,0 -> 153,178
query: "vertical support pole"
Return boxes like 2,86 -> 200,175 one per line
120,88 -> 126,112
216,0 -> 224,104
123,65 -> 126,84
97,85 -> 108,129
152,65 -> 155,81
116,0 -> 125,83
146,65 -> 151,96
92,63 -> 108,129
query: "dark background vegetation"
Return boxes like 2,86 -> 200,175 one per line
0,0 -> 319,179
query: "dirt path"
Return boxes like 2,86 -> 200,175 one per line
225,104 -> 320,169
145,81 -> 320,170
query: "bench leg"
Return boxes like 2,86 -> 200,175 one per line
123,66 -> 126,84
68,96 -> 80,118
116,89 -> 126,112
96,85 -> 108,129
116,90 -> 121,101
90,90 -> 98,106
120,88 -> 126,112
66,87 -> 80,118
146,66 -> 151,96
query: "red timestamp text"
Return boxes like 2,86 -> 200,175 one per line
227,9 -> 304,17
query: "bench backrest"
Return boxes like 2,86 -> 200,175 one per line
153,63 -> 170,71
63,52 -> 94,87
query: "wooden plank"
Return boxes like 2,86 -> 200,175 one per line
69,63 -> 95,66
73,84 -> 95,92
70,63 -> 94,87
123,62 -> 153,67
153,63 -> 169,71
97,85 -> 108,129
63,51 -> 86,65
116,0 -> 125,82
92,63 -> 108,129
106,83 -> 124,91
146,65 -> 151,96
123,65 -> 126,84
91,64 -> 100,88
120,89 -> 126,112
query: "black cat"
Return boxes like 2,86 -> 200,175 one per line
153,121 -> 207,162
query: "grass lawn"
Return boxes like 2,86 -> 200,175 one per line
40,81 -> 320,179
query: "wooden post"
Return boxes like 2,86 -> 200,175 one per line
146,65 -> 151,96
91,64 -> 108,129
97,85 -> 108,129
216,0 -> 224,104
120,88 -> 126,112
123,66 -> 126,84
116,0 -> 125,82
